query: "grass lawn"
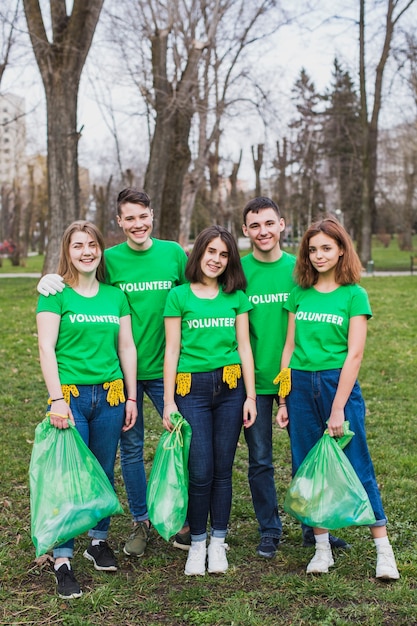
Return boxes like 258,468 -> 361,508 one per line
283,234 -> 417,272
0,255 -> 43,274
0,233 -> 415,275
0,276 -> 416,625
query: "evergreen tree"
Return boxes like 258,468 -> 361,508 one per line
322,58 -> 363,237
289,68 -> 325,234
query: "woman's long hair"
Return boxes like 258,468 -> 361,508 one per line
296,216 -> 363,288
57,221 -> 106,287
186,225 -> 247,293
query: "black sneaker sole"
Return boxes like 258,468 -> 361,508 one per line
83,550 -> 118,571
256,549 -> 277,558
173,540 -> 191,552
58,589 -> 83,599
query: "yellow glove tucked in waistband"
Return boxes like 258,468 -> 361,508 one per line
273,367 -> 291,397
103,379 -> 126,406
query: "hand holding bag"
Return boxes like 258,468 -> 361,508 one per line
146,412 -> 192,541
284,422 -> 376,529
30,416 -> 123,557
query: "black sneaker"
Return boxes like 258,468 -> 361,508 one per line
302,527 -> 351,549
172,529 -> 191,551
54,563 -> 82,599
256,536 -> 280,558
83,541 -> 118,571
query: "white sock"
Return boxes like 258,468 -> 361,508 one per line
54,560 -> 70,571
315,532 -> 330,545
374,536 -> 390,548
91,539 -> 103,546
210,536 -> 226,544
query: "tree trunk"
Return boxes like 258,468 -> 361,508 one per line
400,148 -> 417,250
357,0 -> 413,265
45,85 -> 80,270
159,107 -> 192,241
252,144 -> 264,196
145,35 -> 205,239
178,48 -> 214,248
93,175 -> 113,238
144,29 -> 173,233
10,184 -> 21,266
179,170 -> 203,248
229,150 -> 242,209
23,0 -> 104,273
208,148 -> 221,223
276,138 -> 288,213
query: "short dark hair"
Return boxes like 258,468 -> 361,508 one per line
243,196 -> 281,224
296,215 -> 363,287
186,225 -> 247,293
117,188 -> 151,216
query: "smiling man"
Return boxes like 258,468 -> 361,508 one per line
103,189 -> 187,557
240,197 -> 296,558
241,197 -> 349,557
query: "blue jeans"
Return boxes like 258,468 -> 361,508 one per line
119,378 -> 164,522
53,384 -> 125,559
287,369 -> 387,526
176,369 -> 245,540
244,394 -> 282,540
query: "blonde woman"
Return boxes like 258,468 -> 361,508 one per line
37,221 -> 137,598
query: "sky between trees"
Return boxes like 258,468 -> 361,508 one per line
3,0 -> 415,187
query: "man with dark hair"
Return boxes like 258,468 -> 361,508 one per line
241,197 -> 349,557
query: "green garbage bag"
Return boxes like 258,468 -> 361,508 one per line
30,416 -> 123,557
284,422 -> 376,529
146,412 -> 192,541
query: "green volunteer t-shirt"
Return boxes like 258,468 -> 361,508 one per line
284,284 -> 372,371
163,283 -> 252,373
104,239 -> 187,379
241,251 -> 296,394
36,283 -> 131,384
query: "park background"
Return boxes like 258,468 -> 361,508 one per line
0,248 -> 416,625
1,1 -> 417,624
0,1 -> 417,273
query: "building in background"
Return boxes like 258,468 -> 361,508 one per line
0,94 -> 26,187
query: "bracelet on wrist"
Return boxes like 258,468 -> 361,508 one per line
247,395 -> 256,401
126,398 -> 137,402
51,397 -> 64,403
278,403 -> 286,407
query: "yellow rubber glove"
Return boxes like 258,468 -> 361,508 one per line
222,364 -> 242,389
273,367 -> 291,397
103,379 -> 126,406
176,372 -> 192,396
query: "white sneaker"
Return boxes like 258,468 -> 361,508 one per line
207,539 -> 229,574
184,541 -> 206,576
306,544 -> 334,574
376,545 -> 400,580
